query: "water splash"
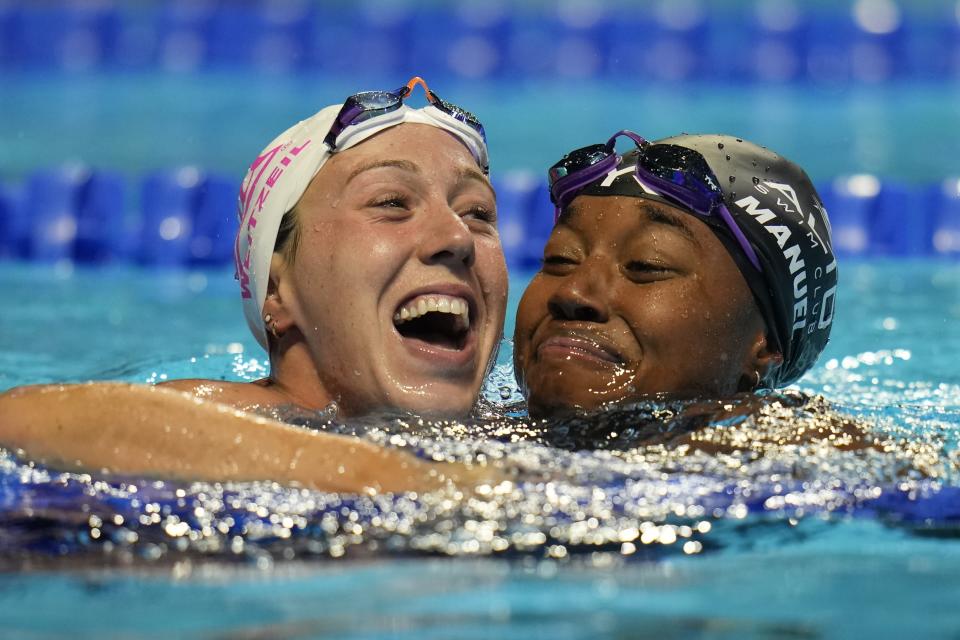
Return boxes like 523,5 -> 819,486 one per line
1,389 -> 956,567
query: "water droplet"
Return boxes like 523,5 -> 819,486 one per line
751,160 -> 757,167
752,176 -> 760,185
765,166 -> 771,172
717,142 -> 724,150
499,386 -> 512,400
736,138 -> 743,143
725,155 -> 731,161
728,176 -> 736,184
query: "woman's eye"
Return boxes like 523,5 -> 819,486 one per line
625,261 -> 671,279
371,195 -> 409,209
541,255 -> 578,273
463,206 -> 496,224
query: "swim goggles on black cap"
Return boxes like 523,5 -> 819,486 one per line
323,76 -> 487,150
548,130 -> 762,271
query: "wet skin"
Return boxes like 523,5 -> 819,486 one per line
266,123 -> 508,417
513,195 -> 773,417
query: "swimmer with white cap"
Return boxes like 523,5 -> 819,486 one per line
0,77 -> 508,491
162,76 -> 508,418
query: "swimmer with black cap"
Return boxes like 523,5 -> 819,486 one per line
514,130 -> 838,417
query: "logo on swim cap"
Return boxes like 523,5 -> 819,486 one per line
733,185 -> 838,342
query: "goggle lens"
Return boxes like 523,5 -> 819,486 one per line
325,77 -> 486,150
547,132 -> 762,272
428,92 -> 486,142
549,144 -> 611,183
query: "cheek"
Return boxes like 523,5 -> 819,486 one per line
477,242 -> 508,302
653,282 -> 755,360
319,223 -> 403,286
623,282 -> 739,365
293,229 -> 371,317
627,284 -> 698,335
514,276 -> 551,339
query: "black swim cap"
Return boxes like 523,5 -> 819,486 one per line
577,134 -> 837,387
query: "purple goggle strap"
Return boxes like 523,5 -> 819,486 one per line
551,128 -> 763,273
633,164 -> 763,272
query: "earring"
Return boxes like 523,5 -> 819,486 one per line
263,314 -> 281,339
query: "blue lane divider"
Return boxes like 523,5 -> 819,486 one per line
138,168 -> 196,267
139,167 -> 239,268
930,178 -> 960,255
492,171 -> 540,270
190,173 -> 240,266
3,1 -> 960,84
3,167 -> 960,267
5,1 -> 120,71
26,165 -> 90,263
523,182 -> 557,268
819,175 -> 879,257
311,3 -> 414,77
75,171 -> 128,263
872,182 -> 933,256
0,181 -> 26,260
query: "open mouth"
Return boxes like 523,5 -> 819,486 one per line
393,294 -> 471,350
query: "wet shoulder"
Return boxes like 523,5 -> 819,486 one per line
531,390 -> 857,451
157,378 -> 283,410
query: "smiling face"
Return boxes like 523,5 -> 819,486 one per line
513,195 -> 771,417
272,123 -> 507,417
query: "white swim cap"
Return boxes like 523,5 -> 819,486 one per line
235,102 -> 490,350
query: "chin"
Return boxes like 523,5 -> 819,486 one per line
529,381 -> 660,417
403,399 -> 474,418
526,388 -> 589,418
392,384 -> 478,418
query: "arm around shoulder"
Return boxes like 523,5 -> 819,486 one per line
0,382 -> 490,493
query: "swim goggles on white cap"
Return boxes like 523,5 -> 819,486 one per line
325,76 -> 487,171
235,77 -> 490,350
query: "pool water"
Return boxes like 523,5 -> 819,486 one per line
1,261 -> 959,638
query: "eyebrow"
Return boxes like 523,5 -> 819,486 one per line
558,201 -> 584,224
458,166 -> 490,187
346,159 -> 420,184
636,201 -> 701,248
346,160 -> 493,198
560,199 -> 701,248
457,167 -> 496,200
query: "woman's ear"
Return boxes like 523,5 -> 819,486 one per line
261,253 -> 297,340
739,330 -> 785,391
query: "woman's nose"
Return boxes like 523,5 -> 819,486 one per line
547,261 -> 610,323
418,207 -> 476,268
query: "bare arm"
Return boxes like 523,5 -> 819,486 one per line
0,383 -> 491,493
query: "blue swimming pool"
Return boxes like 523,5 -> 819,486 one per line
0,261 -> 958,638
4,1 -> 960,635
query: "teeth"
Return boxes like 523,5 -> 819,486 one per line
394,294 -> 470,330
